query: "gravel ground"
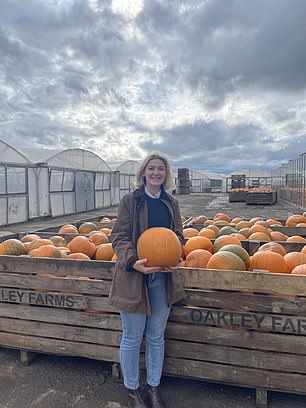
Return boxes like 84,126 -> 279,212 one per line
0,193 -> 305,408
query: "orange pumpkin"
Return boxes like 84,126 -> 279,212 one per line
266,219 -> 282,226
286,215 -> 306,226
283,252 -> 306,272
285,214 -> 306,226
183,228 -> 199,238
67,253 -> 91,260
270,231 -> 288,241
249,251 -> 288,273
28,238 -> 54,252
214,220 -> 230,226
49,235 -> 67,247
192,215 -> 208,224
0,239 -> 26,256
249,217 -> 263,225
291,264 -> 306,275
137,227 -> 181,268
236,221 -> 252,230
230,233 -> 247,241
206,225 -> 220,234
239,228 -> 251,238
231,217 -> 243,225
185,249 -> 212,268
258,242 -> 287,257
213,235 -> 242,253
29,245 -> 61,258
302,245 -> 306,254
198,228 -> 217,239
219,244 -> 250,268
20,234 -> 40,243
206,251 -> 246,271
78,222 -> 98,234
99,228 -> 112,236
89,232 -> 109,246
67,236 -> 96,258
58,224 -> 78,234
111,253 -> 118,262
213,213 -> 231,223
248,232 -> 271,241
95,243 -> 115,261
286,235 -> 306,243
183,236 -> 213,257
249,224 -> 270,235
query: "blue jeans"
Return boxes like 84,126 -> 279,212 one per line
120,272 -> 171,390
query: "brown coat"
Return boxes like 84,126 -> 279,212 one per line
109,186 -> 186,315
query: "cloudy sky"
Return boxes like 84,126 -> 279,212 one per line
1,0 -> 306,174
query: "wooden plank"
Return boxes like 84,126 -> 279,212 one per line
0,288 -> 118,312
269,226 -> 306,237
169,305 -> 306,335
0,332 -> 119,362
165,323 -> 306,355
179,290 -> 306,315
248,241 -> 305,255
178,268 -> 306,295
0,303 -> 121,329
163,358 -> 306,394
0,255 -> 115,279
0,274 -> 111,295
0,317 -> 121,346
165,339 -> 306,374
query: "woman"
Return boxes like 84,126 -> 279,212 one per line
109,152 -> 185,408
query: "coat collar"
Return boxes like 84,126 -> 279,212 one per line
133,185 -> 174,202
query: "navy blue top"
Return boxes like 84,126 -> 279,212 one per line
146,195 -> 171,229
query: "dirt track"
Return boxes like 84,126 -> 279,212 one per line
0,193 -> 306,408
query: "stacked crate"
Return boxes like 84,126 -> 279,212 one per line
176,168 -> 190,195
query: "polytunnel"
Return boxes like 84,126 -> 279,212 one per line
115,160 -> 140,199
223,168 -> 272,192
190,171 -> 224,193
20,147 -> 115,218
0,140 -> 32,225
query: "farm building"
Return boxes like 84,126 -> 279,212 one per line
114,160 -> 140,199
190,170 -> 224,193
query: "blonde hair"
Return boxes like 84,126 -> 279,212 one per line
136,152 -> 175,190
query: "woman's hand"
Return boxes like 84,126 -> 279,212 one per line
132,259 -> 162,274
161,265 -> 179,272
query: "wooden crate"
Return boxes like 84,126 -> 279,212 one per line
228,191 -> 247,202
34,214 -> 117,233
1,255 -> 306,407
269,225 -> 306,237
245,191 -> 277,205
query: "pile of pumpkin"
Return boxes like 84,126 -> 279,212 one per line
188,212 -> 306,228
0,219 -> 117,261
229,187 -> 273,193
180,232 -> 306,274
179,212 -> 306,274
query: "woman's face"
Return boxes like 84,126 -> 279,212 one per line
143,159 -> 167,190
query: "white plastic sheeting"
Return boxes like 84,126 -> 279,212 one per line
115,160 -> 140,199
